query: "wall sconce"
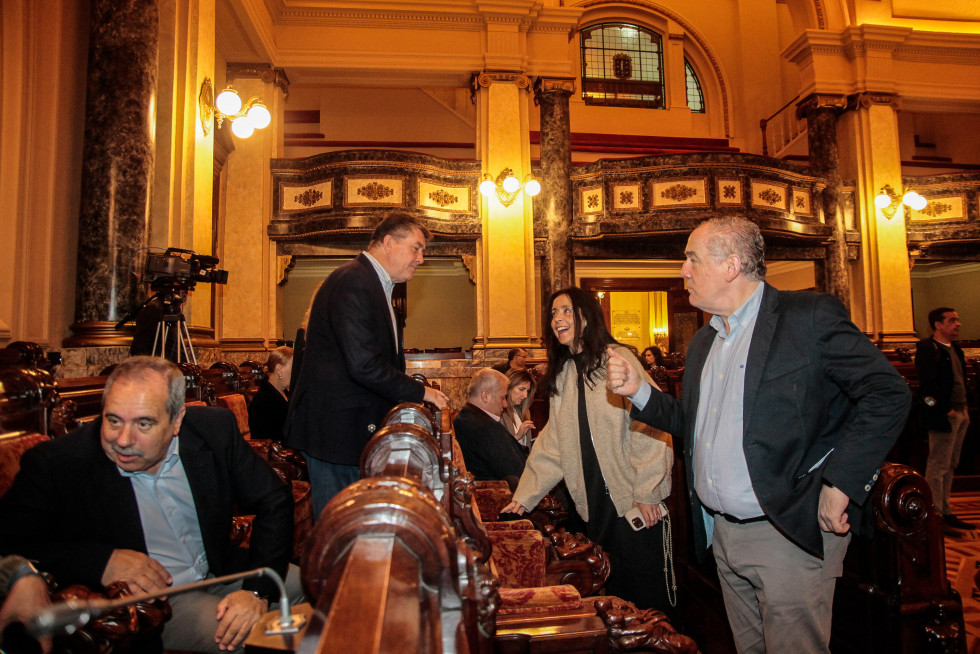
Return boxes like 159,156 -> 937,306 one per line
199,77 -> 271,139
479,168 -> 541,207
874,184 -> 927,219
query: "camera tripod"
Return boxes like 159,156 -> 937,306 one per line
117,287 -> 198,364
151,291 -> 197,364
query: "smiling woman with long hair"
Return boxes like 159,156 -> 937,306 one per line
503,286 -> 676,615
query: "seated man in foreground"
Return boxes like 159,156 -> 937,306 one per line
0,356 -> 299,653
453,368 -> 527,489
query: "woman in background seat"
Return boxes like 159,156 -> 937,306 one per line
500,370 -> 537,452
248,346 -> 293,442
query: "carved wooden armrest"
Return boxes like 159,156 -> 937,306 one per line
593,596 -> 697,653
51,581 -> 171,653
541,525 -> 611,597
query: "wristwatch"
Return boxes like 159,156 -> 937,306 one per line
8,560 -> 41,589
924,396 -> 936,407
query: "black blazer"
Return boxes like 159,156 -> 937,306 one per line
286,254 -> 425,465
915,337 -> 967,432
248,379 -> 289,441
0,406 -> 293,599
632,284 -> 911,557
453,403 -> 527,487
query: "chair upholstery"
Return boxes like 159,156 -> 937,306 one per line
215,393 -> 250,439
0,431 -> 49,497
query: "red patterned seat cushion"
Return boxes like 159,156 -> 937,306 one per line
497,584 -> 583,616
488,527 -> 547,588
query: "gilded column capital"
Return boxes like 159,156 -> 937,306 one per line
846,91 -> 902,112
471,70 -> 531,91
533,77 -> 575,105
795,93 -> 847,119
226,62 -> 290,98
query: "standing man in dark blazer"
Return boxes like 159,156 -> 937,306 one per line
607,217 -> 910,653
0,356 -> 298,653
286,212 -> 448,518
453,369 -> 527,489
916,307 -> 972,530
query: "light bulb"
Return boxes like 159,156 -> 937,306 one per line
502,175 -> 520,193
524,179 -> 541,196
480,179 -> 496,197
215,88 -> 242,116
231,116 -> 255,138
247,103 -> 271,130
904,191 -> 927,211
874,192 -> 892,210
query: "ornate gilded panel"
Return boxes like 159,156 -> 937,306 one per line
343,176 -> 405,208
581,186 -> 604,215
792,187 -> 814,217
611,183 -> 642,212
910,194 -> 968,222
418,179 -> 471,215
279,181 -> 333,213
716,178 -> 743,207
750,179 -> 789,212
650,178 -> 708,209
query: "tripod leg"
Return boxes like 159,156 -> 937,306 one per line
152,322 -> 166,359
178,314 -> 197,364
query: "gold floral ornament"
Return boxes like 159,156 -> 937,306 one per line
919,202 -> 951,217
723,185 -> 736,199
294,189 -> 323,207
661,184 -> 698,202
758,188 -> 782,205
428,189 -> 458,207
358,182 -> 394,201
795,196 -> 805,209
587,193 -> 600,209
619,191 -> 634,205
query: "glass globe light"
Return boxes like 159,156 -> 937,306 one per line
874,192 -> 892,210
502,175 -> 520,193
246,103 -> 271,130
904,191 -> 927,211
231,116 -> 255,138
524,178 -> 541,196
479,179 -> 497,197
215,88 -> 243,116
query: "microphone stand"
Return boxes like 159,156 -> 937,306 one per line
29,566 -> 305,639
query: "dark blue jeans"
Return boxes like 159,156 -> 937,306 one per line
303,454 -> 360,521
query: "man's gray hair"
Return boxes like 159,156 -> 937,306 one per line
467,368 -> 507,400
701,216 -> 767,281
103,356 -> 186,421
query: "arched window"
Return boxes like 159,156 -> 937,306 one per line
685,60 -> 705,113
580,23 -> 664,108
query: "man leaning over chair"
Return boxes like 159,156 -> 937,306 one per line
0,356 -> 302,653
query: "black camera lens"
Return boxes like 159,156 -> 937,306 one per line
632,517 -> 643,528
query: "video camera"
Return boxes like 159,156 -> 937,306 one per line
142,247 -> 229,291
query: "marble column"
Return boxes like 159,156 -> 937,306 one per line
534,77 -> 575,307
67,0 -> 158,346
799,94 -> 849,310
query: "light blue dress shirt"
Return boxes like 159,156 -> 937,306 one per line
363,251 -> 399,350
693,281 -> 765,519
119,438 -> 209,587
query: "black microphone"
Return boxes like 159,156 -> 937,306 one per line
28,567 -> 304,639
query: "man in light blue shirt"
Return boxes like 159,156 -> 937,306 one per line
0,357 -> 301,653
608,217 -> 910,653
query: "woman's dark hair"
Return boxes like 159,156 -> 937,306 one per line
540,286 -> 621,397
641,345 -> 665,369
